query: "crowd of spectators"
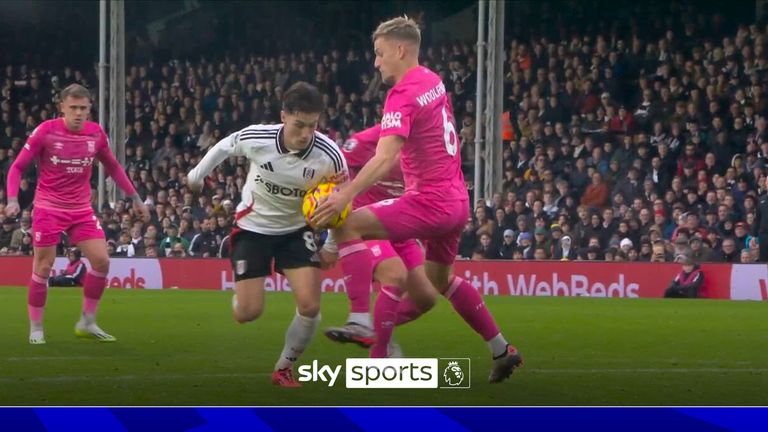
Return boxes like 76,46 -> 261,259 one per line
459,9 -> 768,264
1,3 -> 767,265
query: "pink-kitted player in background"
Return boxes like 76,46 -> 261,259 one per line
4,84 -> 150,345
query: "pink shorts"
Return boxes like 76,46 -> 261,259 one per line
366,193 -> 469,266
366,239 -> 424,271
32,206 -> 105,248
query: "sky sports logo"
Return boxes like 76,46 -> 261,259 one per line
297,358 -> 471,389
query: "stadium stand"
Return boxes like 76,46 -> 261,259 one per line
0,1 -> 766,263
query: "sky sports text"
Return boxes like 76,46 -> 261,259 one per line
297,358 -> 471,389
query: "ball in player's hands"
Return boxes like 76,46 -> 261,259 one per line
303,182 -> 350,229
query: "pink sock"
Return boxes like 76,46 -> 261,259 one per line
370,286 -> 401,358
83,270 -> 108,316
394,297 -> 423,326
28,273 -> 48,322
339,240 -> 374,313
445,276 -> 500,341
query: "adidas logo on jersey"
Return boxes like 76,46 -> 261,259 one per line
260,162 -> 275,172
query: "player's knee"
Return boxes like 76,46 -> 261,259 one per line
34,264 -> 53,279
234,304 -> 263,323
90,257 -> 110,274
296,302 -> 320,318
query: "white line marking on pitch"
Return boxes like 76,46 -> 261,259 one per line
5,356 -> 104,361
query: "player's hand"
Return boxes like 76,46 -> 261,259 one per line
312,189 -> 352,228
4,200 -> 20,218
318,248 -> 339,270
188,180 -> 203,193
134,200 -> 151,223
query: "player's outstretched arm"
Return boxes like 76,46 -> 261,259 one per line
187,134 -> 239,192
312,135 -> 403,227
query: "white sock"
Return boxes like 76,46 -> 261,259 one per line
348,312 -> 371,328
274,310 -> 321,371
30,320 -> 44,332
488,333 -> 508,358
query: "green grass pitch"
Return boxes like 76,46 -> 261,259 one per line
0,287 -> 766,406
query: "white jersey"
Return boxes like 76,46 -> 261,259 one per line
187,124 -> 348,235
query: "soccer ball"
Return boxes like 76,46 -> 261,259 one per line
302,182 -> 351,228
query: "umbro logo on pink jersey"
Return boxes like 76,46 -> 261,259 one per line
53,142 -> 64,150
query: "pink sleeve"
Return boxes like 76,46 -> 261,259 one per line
342,125 -> 381,171
96,130 -> 138,197
6,124 -> 46,200
379,87 -> 414,139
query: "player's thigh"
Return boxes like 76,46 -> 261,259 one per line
283,267 -> 321,317
68,209 -> 106,248
392,239 -> 425,271
338,207 -> 389,242
31,207 -> 67,249
77,238 -> 110,273
32,246 -> 57,277
275,226 -> 322,317
230,229 -> 273,318
422,211 -> 465,291
368,240 -> 405,286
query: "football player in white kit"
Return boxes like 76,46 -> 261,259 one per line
187,82 -> 347,387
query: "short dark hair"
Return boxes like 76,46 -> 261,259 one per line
282,82 -> 324,114
60,84 -> 92,101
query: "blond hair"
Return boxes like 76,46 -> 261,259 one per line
372,15 -> 421,46
60,84 -> 92,101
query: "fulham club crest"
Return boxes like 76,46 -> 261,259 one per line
303,167 -> 315,180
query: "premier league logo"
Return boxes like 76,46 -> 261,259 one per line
443,361 -> 465,386
303,167 -> 315,180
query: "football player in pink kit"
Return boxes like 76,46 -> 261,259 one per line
313,17 -> 522,382
4,84 -> 150,345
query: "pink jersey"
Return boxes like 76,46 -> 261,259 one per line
6,118 -> 136,211
342,124 -> 405,208
379,66 -> 466,201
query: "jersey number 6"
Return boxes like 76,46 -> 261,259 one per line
441,106 -> 458,156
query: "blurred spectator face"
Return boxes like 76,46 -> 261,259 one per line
686,214 -> 699,229
740,249 -> 754,263
480,234 -> 492,248
534,248 -> 546,260
590,214 -> 600,227
639,209 -> 651,224
475,207 -> 488,222
217,216 -> 228,228
722,239 -> 736,254
512,250 -> 524,260
588,237 -> 600,248
495,208 -> 505,224
735,224 -> 747,238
